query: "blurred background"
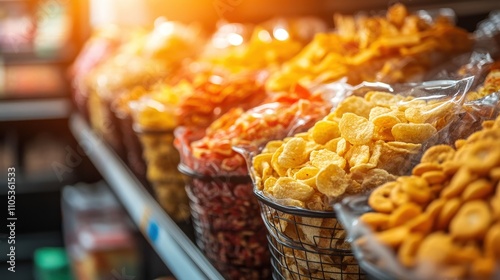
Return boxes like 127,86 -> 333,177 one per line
0,0 -> 499,279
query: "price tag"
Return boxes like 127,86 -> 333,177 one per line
140,206 -> 159,243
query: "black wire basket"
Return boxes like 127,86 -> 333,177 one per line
254,190 -> 366,280
179,164 -> 271,280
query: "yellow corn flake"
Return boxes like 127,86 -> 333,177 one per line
278,137 -> 309,168
368,140 -> 384,166
404,101 -> 454,124
262,161 -> 274,181
339,113 -> 375,145
264,177 -> 277,193
252,153 -> 273,176
310,149 -> 347,170
263,140 -> 285,153
347,145 -> 371,168
369,106 -> 393,121
271,145 -> 288,177
273,177 -> 315,201
316,164 -> 351,199
324,137 -> 342,152
336,138 -> 350,156
294,166 -> 320,180
311,120 -> 341,145
334,96 -> 373,119
392,123 -> 437,144
365,91 -> 404,106
350,163 -> 377,174
372,113 -> 401,130
294,166 -> 320,189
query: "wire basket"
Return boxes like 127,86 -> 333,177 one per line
255,190 -> 366,280
179,164 -> 271,280
136,128 -> 190,221
88,91 -> 126,159
111,106 -> 148,186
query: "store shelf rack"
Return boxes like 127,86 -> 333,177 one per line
0,98 -> 71,122
69,114 -> 224,280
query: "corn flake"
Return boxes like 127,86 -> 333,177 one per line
316,164 -> 351,199
340,113 -> 375,145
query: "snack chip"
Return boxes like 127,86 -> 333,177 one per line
339,113 -> 375,145
252,86 -> 463,210
176,85 -> 331,177
267,4 -> 473,91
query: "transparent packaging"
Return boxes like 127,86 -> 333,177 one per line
248,60 -> 499,279
333,56 -> 500,280
335,95 -> 500,279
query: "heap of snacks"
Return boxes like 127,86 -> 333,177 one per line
70,26 -> 123,120
360,115 -> 500,279
182,85 -> 331,175
175,71 -> 268,128
251,88 -> 467,279
86,22 -> 203,156
113,17 -> 322,223
126,82 -> 193,221
467,64 -> 500,101
267,4 -> 473,91
68,4 -> 500,280
199,18 -> 326,73
175,86 -> 331,280
253,90 -> 461,209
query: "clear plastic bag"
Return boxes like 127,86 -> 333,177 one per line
333,65 -> 500,280
335,99 -> 500,279
474,10 -> 500,58
248,76 -> 482,279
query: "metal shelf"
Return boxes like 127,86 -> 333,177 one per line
69,114 -> 224,280
0,98 -> 71,122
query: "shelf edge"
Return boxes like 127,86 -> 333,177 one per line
69,114 -> 223,280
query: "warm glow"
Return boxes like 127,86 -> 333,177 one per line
212,36 -> 229,48
227,33 -> 244,46
273,27 -> 289,41
154,16 -> 168,27
209,75 -> 224,85
257,30 -> 272,43
157,21 -> 175,36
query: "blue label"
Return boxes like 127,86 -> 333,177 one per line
147,220 -> 159,243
